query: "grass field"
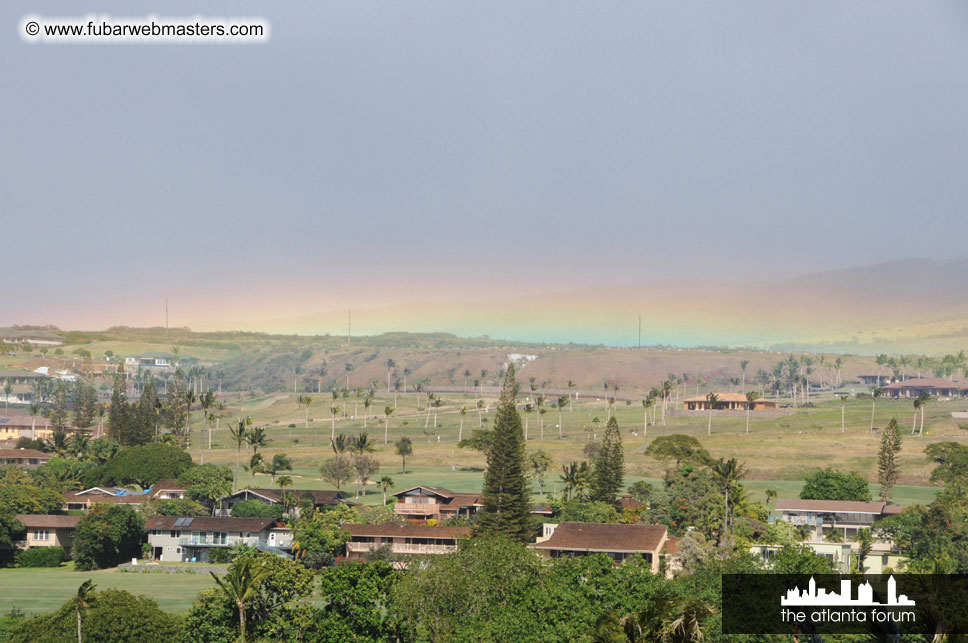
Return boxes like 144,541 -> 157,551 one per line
188,389 -> 963,502
0,564 -> 217,615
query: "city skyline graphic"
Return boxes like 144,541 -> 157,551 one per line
782,576 -> 915,607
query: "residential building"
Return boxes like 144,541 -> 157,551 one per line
124,352 -> 175,370
150,479 -> 187,500
0,413 -> 54,442
343,523 -> 471,563
532,522 -> 677,574
750,542 -> 905,574
858,374 -> 900,387
14,514 -> 80,551
64,487 -> 149,511
0,448 -> 52,469
219,488 -> 353,516
773,499 -> 902,541
681,393 -> 777,411
0,328 -> 64,346
619,493 -> 645,513
392,486 -> 483,521
881,378 -> 968,399
145,516 -> 292,562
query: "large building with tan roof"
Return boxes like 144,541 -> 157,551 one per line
532,522 -> 678,573
682,392 -> 776,411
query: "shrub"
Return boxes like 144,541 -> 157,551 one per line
15,547 -> 65,568
230,500 -> 285,519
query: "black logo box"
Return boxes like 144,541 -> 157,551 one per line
722,574 -> 968,636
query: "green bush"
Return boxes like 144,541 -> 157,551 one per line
230,500 -> 285,519
15,547 -> 65,568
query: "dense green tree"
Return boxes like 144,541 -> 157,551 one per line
393,535 -> 542,642
799,467 -> 871,501
130,377 -> 159,445
149,498 -> 208,517
708,456 -> 747,538
48,383 -> 70,447
100,442 -> 193,489
0,515 -> 26,566
230,500 -> 285,520
559,499 -> 620,524
641,464 -> 723,539
924,441 -> 968,492
178,464 -> 233,510
72,381 -> 99,435
877,417 -> 902,502
107,365 -> 129,444
314,562 -> 405,642
477,364 -> 531,542
291,505 -> 358,568
644,435 -> 709,468
8,588 -> 181,643
72,505 -> 146,571
590,417 -> 624,504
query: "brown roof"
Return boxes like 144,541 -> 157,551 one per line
534,523 -> 668,553
619,494 -> 645,511
344,523 -> 472,539
146,516 -> 278,532
15,514 -> 81,528
681,393 -> 774,403
392,486 -> 482,509
65,490 -> 146,505
775,499 -> 890,514
227,488 -> 350,505
0,414 -> 48,428
662,536 -> 680,556
151,479 -> 185,492
0,448 -> 51,459
882,378 -> 967,390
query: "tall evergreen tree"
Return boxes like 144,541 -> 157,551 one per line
477,364 -> 531,542
108,365 -> 129,443
72,381 -> 98,434
877,417 -> 902,502
132,377 -> 159,445
590,416 -> 624,504
49,382 -> 71,446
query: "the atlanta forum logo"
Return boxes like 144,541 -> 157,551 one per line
780,576 -> 916,625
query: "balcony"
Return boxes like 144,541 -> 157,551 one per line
178,536 -> 258,548
346,542 -> 457,555
394,504 -> 440,516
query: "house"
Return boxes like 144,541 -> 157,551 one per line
0,448 -> 52,469
64,487 -> 150,511
392,486 -> 483,521
773,499 -> 902,541
681,393 -> 777,411
750,542 -> 905,574
145,516 -> 292,562
14,514 -> 80,551
343,523 -> 471,563
619,493 -> 645,513
0,413 -> 54,442
0,370 -> 52,405
858,374 -> 900,387
219,488 -> 353,516
881,378 -> 968,399
150,479 -> 187,500
532,522 -> 677,574
124,352 -> 175,370
0,328 -> 64,346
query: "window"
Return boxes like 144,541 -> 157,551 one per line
212,531 -> 227,545
33,530 -> 50,541
170,530 -> 178,538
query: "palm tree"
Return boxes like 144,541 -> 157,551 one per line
869,387 -> 883,433
210,557 -> 269,643
379,475 -> 394,505
556,396 -> 568,439
641,398 -> 653,436
477,399 -> 485,427
840,395 -> 849,433
765,488 -> 777,507
740,359 -> 749,392
73,579 -> 96,643
480,369 -> 487,396
705,393 -> 719,436
856,528 -> 873,572
331,433 -> 349,463
458,406 -> 467,443
709,456 -> 747,537
246,425 -> 269,457
591,586 -> 712,643
395,436 -> 412,473
916,392 -> 932,435
266,453 -> 293,487
363,395 -> 372,428
431,396 -> 444,428
330,405 -> 340,439
745,392 -> 759,434
560,461 -> 590,502
230,419 -> 249,490
384,405 -> 394,444
385,358 -> 396,392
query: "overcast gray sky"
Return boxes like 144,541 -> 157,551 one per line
4,1 -> 968,333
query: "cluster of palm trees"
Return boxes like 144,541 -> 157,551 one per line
875,350 -> 967,382
229,419 -> 291,490
326,432 -> 380,497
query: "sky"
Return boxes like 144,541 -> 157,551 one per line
4,1 -> 968,344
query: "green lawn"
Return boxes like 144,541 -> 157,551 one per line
0,564 -> 216,616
